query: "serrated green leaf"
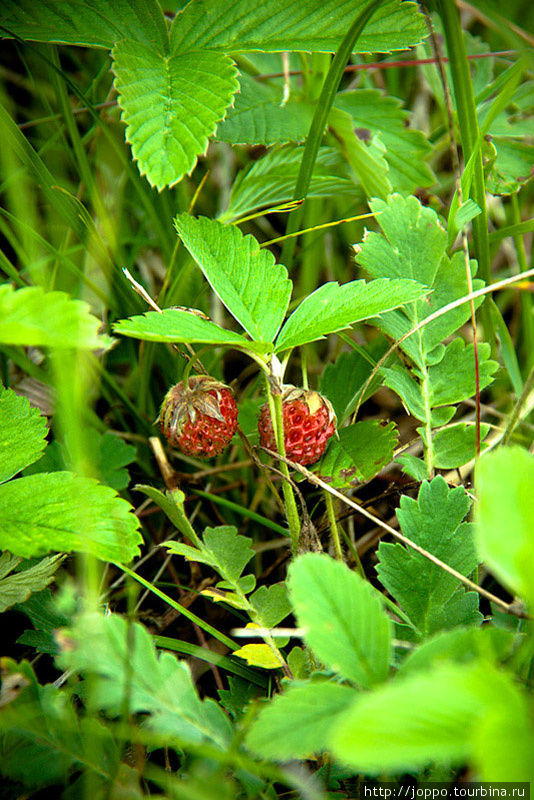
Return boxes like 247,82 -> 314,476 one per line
334,89 -> 435,194
0,386 -> 48,484
0,659 -> 117,788
475,447 -> 534,607
246,682 -> 355,760
170,0 -> 427,54
314,421 -> 397,488
399,626 -> 516,676
330,662 -> 520,774
433,423 -> 490,469
328,107 -> 392,199
166,541 -> 216,568
428,340 -> 498,407
0,284 -> 111,349
58,612 -> 232,747
220,145 -> 355,222
112,42 -> 239,190
203,526 -> 255,584
175,215 -> 292,342
396,453 -> 428,482
0,0 -> 168,49
96,432 -> 136,491
376,477 -> 482,637
0,472 -> 142,563
16,588 -> 70,656
216,74 -> 315,146
113,308 -> 269,353
135,485 -> 195,541
355,195 -> 485,368
250,583 -> 291,628
381,364 -> 456,426
0,554 -> 64,613
275,278 -> 427,352
486,137 -> 534,195
288,553 -> 392,687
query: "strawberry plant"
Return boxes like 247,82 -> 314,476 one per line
1,0 -> 534,798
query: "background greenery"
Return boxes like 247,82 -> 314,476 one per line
0,0 -> 533,798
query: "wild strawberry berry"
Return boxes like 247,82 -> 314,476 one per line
258,386 -> 336,466
158,375 -> 238,458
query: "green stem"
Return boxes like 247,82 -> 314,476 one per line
264,377 -> 301,554
436,0 -> 494,344
323,490 -> 343,561
280,0 -> 381,269
421,366 -> 435,480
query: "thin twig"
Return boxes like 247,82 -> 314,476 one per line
260,447 -> 529,619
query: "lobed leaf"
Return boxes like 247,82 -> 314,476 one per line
175,214 -> 292,342
0,387 -> 48,484
376,477 -> 482,637
58,612 -> 232,747
274,278 -> 427,352
0,472 -> 142,563
288,553 -> 392,687
335,90 -> 435,193
113,42 -> 239,190
216,74 -> 314,146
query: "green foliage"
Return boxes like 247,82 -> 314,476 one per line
335,89 -> 435,194
376,478 -> 482,637
246,682 -> 355,760
59,612 -> 233,747
170,0 -> 427,54
319,343 -> 385,422
0,284 -> 112,349
330,662 -> 523,775
175,214 -> 292,342
0,658 -> 118,788
314,420 -> 398,487
288,553 -> 392,687
216,74 -> 314,146
0,553 -> 63,612
0,387 -> 48,483
274,277 -> 428,352
0,472 -> 142,562
475,447 -> 534,607
114,307 -> 268,351
220,145 -> 355,222
112,42 -> 239,190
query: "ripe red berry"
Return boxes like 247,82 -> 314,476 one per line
158,375 -> 238,458
258,386 -> 336,466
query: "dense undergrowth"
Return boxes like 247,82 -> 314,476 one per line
0,1 -> 533,798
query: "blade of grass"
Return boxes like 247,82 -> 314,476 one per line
280,0 -> 381,269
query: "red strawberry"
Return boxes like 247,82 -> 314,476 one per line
258,386 -> 336,466
158,375 -> 238,458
